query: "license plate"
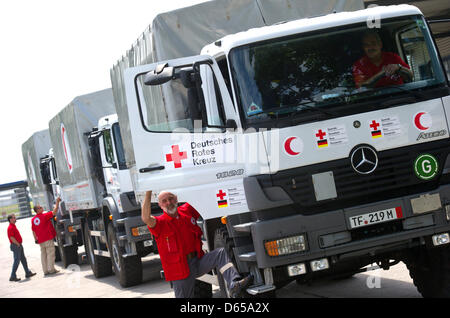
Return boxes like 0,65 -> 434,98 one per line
143,240 -> 153,247
349,207 -> 403,229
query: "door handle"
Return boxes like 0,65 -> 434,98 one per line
139,165 -> 165,173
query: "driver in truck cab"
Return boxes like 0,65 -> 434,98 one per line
141,190 -> 252,298
353,30 -> 413,88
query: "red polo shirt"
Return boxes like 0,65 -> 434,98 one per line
7,223 -> 22,244
353,52 -> 410,88
148,203 -> 204,281
31,211 -> 56,244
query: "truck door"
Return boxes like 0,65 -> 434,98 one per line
100,127 -> 121,201
123,55 -> 270,219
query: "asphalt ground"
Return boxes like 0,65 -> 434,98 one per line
1,216 -> 422,299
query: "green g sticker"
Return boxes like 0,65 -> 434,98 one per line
414,154 -> 438,180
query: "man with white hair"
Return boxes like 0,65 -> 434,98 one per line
141,190 -> 252,298
31,197 -> 61,276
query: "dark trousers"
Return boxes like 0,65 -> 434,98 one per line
10,244 -> 31,279
172,248 -> 240,298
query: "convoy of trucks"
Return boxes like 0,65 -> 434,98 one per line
21,0 -> 450,297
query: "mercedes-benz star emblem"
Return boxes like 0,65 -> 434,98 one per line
350,145 -> 378,174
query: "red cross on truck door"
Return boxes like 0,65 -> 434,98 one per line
165,145 -> 188,169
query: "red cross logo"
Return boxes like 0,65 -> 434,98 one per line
370,120 -> 380,131
316,129 -> 326,140
165,145 -> 187,169
216,190 -> 227,200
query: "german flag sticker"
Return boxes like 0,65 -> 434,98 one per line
317,139 -> 328,148
371,130 -> 382,138
218,200 -> 228,208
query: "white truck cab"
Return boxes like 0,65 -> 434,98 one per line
118,4 -> 450,297
96,114 -> 133,211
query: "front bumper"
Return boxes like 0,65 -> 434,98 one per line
250,184 -> 450,269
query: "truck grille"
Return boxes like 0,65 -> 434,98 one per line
270,140 -> 450,213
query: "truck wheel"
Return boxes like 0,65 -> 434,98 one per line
107,223 -> 142,287
194,279 -> 213,298
214,227 -> 275,298
54,241 -> 61,262
213,227 -> 241,298
56,233 -> 78,268
83,222 -> 113,278
405,245 -> 450,297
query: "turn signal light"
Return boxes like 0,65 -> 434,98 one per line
264,235 -> 307,257
131,225 -> 150,237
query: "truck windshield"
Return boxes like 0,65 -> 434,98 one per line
229,15 -> 447,127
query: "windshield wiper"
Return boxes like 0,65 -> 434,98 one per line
376,85 -> 425,107
370,84 -> 424,98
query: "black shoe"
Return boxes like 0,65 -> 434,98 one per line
229,274 -> 253,298
26,272 -> 36,278
9,277 -> 21,282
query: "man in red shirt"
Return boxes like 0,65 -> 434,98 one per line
31,197 -> 61,275
7,214 -> 36,282
141,190 -> 252,298
353,31 -> 413,88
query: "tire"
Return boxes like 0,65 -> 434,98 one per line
214,227 -> 276,298
54,240 -> 61,262
213,227 -> 234,297
193,280 -> 213,298
83,222 -> 113,278
107,223 -> 142,287
213,227 -> 255,298
405,245 -> 450,298
56,233 -> 78,268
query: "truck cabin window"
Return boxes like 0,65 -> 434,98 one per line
135,62 -> 226,133
112,123 -> 127,169
229,15 -> 447,128
103,129 -> 115,165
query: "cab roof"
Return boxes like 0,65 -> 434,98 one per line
201,4 -> 423,57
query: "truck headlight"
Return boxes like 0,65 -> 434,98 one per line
310,258 -> 329,272
131,225 -> 150,237
264,234 -> 307,257
432,233 -> 450,246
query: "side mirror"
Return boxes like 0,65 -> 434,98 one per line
144,63 -> 175,86
179,68 -> 195,88
225,119 -> 237,129
39,160 -> 51,185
